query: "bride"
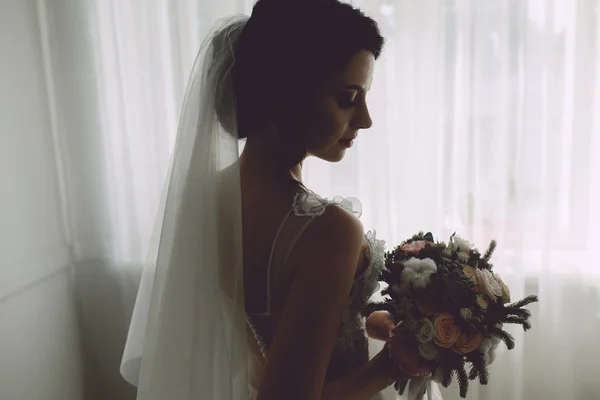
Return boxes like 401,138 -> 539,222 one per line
120,1 -> 428,399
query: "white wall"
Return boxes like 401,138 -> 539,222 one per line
0,1 -> 84,399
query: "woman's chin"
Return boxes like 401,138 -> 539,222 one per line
321,150 -> 347,163
308,146 -> 348,163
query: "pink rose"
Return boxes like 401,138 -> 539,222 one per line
474,268 -> 502,301
401,240 -> 431,254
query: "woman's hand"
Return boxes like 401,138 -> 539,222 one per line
368,344 -> 407,385
367,313 -> 430,378
321,328 -> 430,399
365,311 -> 396,341
387,323 -> 430,377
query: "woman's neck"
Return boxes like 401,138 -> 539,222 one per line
240,136 -> 304,185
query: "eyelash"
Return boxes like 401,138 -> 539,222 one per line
338,91 -> 360,108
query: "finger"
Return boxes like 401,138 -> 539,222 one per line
367,311 -> 397,340
388,332 -> 430,377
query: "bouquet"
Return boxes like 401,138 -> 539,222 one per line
364,232 -> 538,398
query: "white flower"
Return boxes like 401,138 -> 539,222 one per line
460,308 -> 473,321
478,337 -> 501,364
416,318 -> 435,344
400,257 -> 437,292
451,235 -> 472,252
457,252 -> 470,262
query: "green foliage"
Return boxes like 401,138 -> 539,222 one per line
488,326 -> 515,350
466,351 -> 489,385
482,240 -> 497,263
456,364 -> 469,398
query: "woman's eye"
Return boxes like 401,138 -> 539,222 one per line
338,91 -> 359,108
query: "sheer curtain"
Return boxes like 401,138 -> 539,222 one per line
310,1 -> 600,399
32,0 -> 600,399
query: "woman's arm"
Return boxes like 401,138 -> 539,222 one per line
256,206 -> 396,400
320,346 -> 404,400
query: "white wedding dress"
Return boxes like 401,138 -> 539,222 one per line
245,188 -> 386,400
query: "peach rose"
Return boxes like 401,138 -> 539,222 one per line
433,313 -> 461,348
453,331 -> 484,355
401,240 -> 431,254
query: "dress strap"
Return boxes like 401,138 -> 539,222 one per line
251,207 -> 293,317
251,188 -> 326,317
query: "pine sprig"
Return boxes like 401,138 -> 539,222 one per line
509,295 -> 539,309
441,368 -> 455,388
502,315 -> 532,330
457,364 -> 469,398
498,295 -> 538,331
467,351 -> 489,384
488,326 -> 515,349
482,240 -> 497,263
503,307 -> 532,319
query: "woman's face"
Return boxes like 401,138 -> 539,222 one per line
305,50 -> 376,162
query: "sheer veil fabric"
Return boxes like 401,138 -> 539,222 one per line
120,16 -> 250,399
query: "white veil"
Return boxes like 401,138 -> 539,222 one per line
120,16 -> 250,399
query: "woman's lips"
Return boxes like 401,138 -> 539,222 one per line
339,137 -> 356,147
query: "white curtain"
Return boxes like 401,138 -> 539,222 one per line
312,1 -> 600,399
17,0 -> 600,399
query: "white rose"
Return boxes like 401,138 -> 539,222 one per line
401,257 -> 437,291
475,268 -> 503,301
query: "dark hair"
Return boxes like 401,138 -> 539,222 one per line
228,0 -> 384,140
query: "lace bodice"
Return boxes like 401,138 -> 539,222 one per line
246,190 -> 385,397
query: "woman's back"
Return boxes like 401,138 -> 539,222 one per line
240,174 -> 301,320
215,1 -> 395,398
239,161 -> 387,398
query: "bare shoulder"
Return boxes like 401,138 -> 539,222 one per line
256,204 -> 367,399
289,203 -> 365,278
